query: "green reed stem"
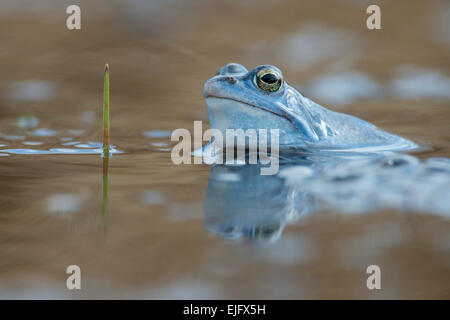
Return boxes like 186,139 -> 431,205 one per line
103,64 -> 110,152
102,63 -> 110,239
102,152 -> 109,238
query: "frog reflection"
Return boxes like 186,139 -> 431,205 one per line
203,153 -> 450,244
204,162 -> 314,244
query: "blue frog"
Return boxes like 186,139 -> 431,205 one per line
203,63 -> 419,152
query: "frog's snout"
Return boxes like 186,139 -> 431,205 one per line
203,74 -> 237,98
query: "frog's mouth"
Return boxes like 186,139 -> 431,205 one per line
204,96 -> 299,140
204,96 -> 290,123
205,96 -> 322,143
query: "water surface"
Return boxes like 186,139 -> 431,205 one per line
0,0 -> 449,299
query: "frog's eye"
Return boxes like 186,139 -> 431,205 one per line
255,68 -> 283,92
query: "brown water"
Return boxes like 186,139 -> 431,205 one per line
0,0 -> 449,299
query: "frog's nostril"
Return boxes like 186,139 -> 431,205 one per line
222,76 -> 237,84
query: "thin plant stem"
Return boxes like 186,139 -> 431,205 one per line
103,64 -> 110,152
102,63 -> 110,239
102,152 -> 109,238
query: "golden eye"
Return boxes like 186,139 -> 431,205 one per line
255,68 -> 283,92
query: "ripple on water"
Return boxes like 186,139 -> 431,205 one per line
30,128 -> 59,137
74,142 -> 103,148
0,143 -> 122,155
142,130 -> 172,138
22,141 -> 43,146
61,141 -> 80,146
151,142 -> 169,147
0,133 -> 25,140
150,141 -> 171,152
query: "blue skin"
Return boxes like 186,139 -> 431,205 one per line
204,63 -> 419,152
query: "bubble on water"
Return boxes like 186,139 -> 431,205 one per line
59,137 -> 73,142
143,130 -> 172,138
389,66 -> 450,100
9,81 -> 55,102
306,71 -> 382,106
0,153 -> 9,157
30,128 -> 58,137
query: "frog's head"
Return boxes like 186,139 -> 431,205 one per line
204,63 -> 306,145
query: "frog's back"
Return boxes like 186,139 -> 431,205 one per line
298,97 -> 419,152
